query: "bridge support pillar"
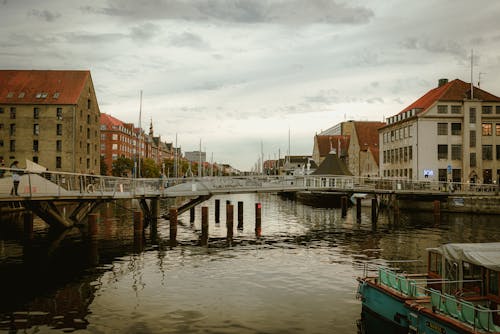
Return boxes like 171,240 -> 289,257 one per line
237,201 -> 244,230
226,204 -> 234,243
255,203 -> 262,238
215,199 -> 220,223
393,197 -> 400,223
24,211 -> 34,240
134,211 -> 143,234
88,213 -> 99,237
433,200 -> 441,224
341,196 -> 348,217
169,208 -> 178,245
371,198 -> 378,224
190,207 -> 195,223
356,198 -> 362,221
201,206 -> 209,246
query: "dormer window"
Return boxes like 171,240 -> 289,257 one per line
18,92 -> 25,98
6,92 -> 14,98
53,92 -> 60,99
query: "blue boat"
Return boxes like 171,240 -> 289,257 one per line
357,243 -> 500,334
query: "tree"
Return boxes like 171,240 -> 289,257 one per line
141,158 -> 160,178
100,156 -> 108,176
112,156 -> 133,177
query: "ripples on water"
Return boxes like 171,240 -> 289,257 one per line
1,193 -> 500,333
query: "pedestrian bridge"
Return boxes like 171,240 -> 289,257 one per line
0,168 -> 498,228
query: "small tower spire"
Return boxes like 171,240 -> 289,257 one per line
149,117 -> 153,136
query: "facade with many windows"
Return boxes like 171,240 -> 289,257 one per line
379,78 -> 500,184
0,70 -> 101,172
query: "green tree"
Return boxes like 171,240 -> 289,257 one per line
100,155 -> 108,176
112,156 -> 134,177
141,158 -> 160,178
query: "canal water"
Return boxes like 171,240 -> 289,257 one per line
1,193 -> 500,333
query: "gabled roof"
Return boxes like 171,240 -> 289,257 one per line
315,135 -> 350,156
100,113 -> 124,129
0,70 -> 91,105
312,153 -> 352,176
353,121 -> 384,166
399,79 -> 500,116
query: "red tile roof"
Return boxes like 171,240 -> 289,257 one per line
100,113 -> 125,129
353,121 -> 385,166
0,70 -> 90,105
315,135 -> 350,156
399,79 -> 500,115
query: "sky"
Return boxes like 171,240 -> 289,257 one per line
1,0 -> 500,171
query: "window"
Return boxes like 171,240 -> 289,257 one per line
496,124 -> 500,136
470,153 -> 476,167
482,123 -> 492,136
112,134 -> 118,140
438,144 -> 448,159
470,108 -> 476,124
451,123 -> 462,135
57,108 -> 63,120
10,107 -> 16,119
34,124 -> 39,135
9,140 -> 15,152
57,124 -> 62,136
112,143 -> 118,150
0,140 -> 3,147
404,146 -> 408,162
437,105 -> 448,114
87,115 -> 91,124
34,107 -> 40,119
33,140 -> 39,152
56,140 -> 62,152
451,144 -> 462,160
452,169 -> 461,183
87,128 -> 90,139
0,123 -> 3,130
497,146 -> 500,160
489,270 -> 499,295
483,145 -> 493,160
409,146 -> 413,160
87,99 -> 91,109
56,156 -> 62,168
484,169 -> 493,184
428,251 -> 442,276
482,105 -> 493,114
497,106 -> 500,114
87,143 -> 90,154
437,123 -> 448,135
0,107 -> 3,114
9,124 -> 15,136
438,169 -> 447,182
451,105 -> 462,114
470,130 -> 476,147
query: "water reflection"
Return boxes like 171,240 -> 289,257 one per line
0,194 -> 499,333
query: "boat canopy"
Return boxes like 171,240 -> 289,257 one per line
429,243 -> 500,272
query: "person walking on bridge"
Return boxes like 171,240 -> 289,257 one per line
10,160 -> 21,196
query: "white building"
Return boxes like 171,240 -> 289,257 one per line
379,78 -> 500,184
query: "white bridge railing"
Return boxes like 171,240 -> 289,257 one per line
0,167 -> 499,199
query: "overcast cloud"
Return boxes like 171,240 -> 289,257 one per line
1,0 -> 500,170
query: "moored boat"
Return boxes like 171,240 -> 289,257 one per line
357,243 -> 500,333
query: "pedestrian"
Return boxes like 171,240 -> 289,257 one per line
10,160 -> 21,196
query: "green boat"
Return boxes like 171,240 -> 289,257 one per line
357,243 -> 500,333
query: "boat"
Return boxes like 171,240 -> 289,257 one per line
356,242 -> 500,333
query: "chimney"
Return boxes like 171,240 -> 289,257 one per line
438,78 -> 448,87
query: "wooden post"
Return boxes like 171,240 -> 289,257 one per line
341,196 -> 348,217
371,198 -> 378,224
393,198 -> 400,223
169,208 -> 178,244
133,211 -> 143,234
356,197 -> 362,221
23,211 -> 34,240
255,202 -> 262,237
88,213 -> 99,237
215,199 -> 220,223
151,199 -> 159,225
190,207 -> 195,223
237,201 -> 244,230
226,204 -> 234,241
433,200 -> 441,224
201,206 -> 209,246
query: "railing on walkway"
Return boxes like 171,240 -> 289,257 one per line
0,167 -> 499,200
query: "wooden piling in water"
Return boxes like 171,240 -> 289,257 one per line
255,202 -> 262,237
215,199 -> 220,223
88,213 -> 99,237
190,207 -> 195,222
356,198 -> 362,221
151,199 -> 159,226
371,198 -> 378,224
237,201 -> 244,230
201,206 -> 209,246
433,200 -> 441,224
226,204 -> 234,241
24,211 -> 33,240
341,196 -> 348,217
169,208 -> 177,244
393,198 -> 400,223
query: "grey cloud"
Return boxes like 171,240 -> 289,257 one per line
366,97 -> 383,104
83,0 -> 374,25
305,89 -> 340,104
28,9 -> 61,22
63,32 -> 126,44
400,37 -> 467,59
130,23 -> 161,42
169,32 -> 209,49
